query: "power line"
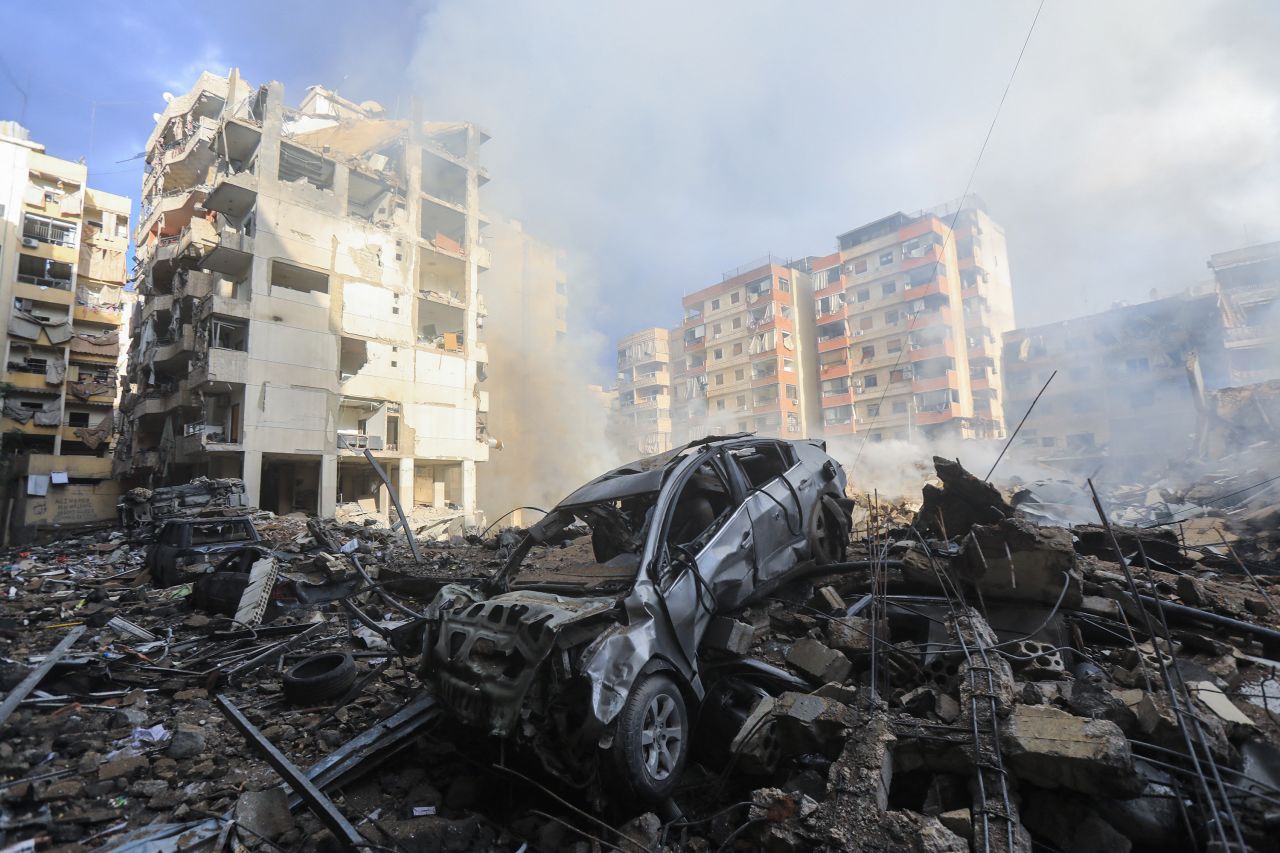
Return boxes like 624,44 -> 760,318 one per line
850,0 -> 1047,468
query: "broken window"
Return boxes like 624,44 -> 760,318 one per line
23,214 -> 77,247
823,404 -> 854,425
278,142 -> 335,190
17,254 -> 73,290
421,148 -> 468,206
210,318 -> 248,351
879,251 -> 894,266
882,281 -> 897,296
861,345 -> 875,361
270,260 -> 329,294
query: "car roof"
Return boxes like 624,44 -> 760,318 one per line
555,434 -> 801,508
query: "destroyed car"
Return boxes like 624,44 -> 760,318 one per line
418,435 -> 853,800
147,516 -> 263,587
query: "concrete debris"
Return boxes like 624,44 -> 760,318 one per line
3,449 -> 1280,853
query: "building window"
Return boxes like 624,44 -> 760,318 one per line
882,282 -> 897,296
782,358 -> 795,373
859,316 -> 874,331
733,342 -> 743,356
887,339 -> 902,353
856,289 -> 870,303
715,373 -> 725,386
737,394 -> 747,409
732,317 -> 742,330
786,384 -> 797,401
879,251 -> 893,266
777,277 -> 791,292
892,401 -> 907,413
861,345 -> 875,361
714,348 -> 723,360
712,323 -> 722,337
735,368 -> 745,381
884,310 -> 899,325
716,399 -> 726,410
863,374 -> 879,388
730,292 -> 740,304
711,299 -> 721,310
853,258 -> 868,274
867,403 -> 881,417
890,369 -> 904,383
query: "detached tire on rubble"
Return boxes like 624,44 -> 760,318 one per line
609,672 -> 689,802
282,652 -> 357,705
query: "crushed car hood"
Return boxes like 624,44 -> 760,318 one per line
423,585 -> 619,735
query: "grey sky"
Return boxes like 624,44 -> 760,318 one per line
406,0 -> 1280,380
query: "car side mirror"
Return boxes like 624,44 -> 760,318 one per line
821,460 -> 838,483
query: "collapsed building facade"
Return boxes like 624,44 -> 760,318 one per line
1001,291 -> 1230,472
117,71 -> 493,521
1210,241 -> 1280,387
0,121 -> 132,541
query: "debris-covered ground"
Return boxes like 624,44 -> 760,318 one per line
2,441 -> 1280,852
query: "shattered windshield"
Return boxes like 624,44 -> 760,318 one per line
508,495 -> 657,593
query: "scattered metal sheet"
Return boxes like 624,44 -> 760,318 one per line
0,626 -> 87,727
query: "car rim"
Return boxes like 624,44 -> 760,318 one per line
640,693 -> 682,782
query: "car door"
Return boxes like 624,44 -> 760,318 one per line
657,452 -> 756,664
730,441 -> 809,589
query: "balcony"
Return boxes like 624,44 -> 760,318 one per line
176,424 -> 242,458
908,339 -> 955,361
188,347 -> 249,388
818,335 -> 850,354
73,291 -> 126,325
1224,324 -> 1279,349
819,361 -> 851,380
915,402 -> 962,425
4,370 -> 59,391
203,169 -> 259,220
912,370 -> 958,393
142,116 -> 220,198
15,277 -> 75,305
197,293 -> 251,322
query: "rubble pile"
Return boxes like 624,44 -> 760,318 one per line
1,456 -> 1279,852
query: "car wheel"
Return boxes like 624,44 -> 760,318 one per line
611,673 -> 689,802
811,500 -> 846,565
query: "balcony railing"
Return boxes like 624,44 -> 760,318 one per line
23,218 -> 77,247
17,273 -> 73,291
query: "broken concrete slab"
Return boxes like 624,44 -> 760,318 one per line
787,637 -> 853,684
1002,704 -> 1143,797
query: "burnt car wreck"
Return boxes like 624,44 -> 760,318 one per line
417,435 -> 854,799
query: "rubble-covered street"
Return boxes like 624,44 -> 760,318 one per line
2,433 -> 1279,853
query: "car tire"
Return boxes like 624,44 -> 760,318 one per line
811,498 -> 847,566
282,652 -> 358,705
192,571 -> 250,616
610,672 -> 689,802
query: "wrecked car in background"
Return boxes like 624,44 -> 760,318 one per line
418,435 -> 853,800
146,516 -> 264,587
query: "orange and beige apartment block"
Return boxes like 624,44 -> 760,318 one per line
624,197 -> 1015,449
670,257 -> 820,446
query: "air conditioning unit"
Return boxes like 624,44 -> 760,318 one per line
853,330 -> 864,337
21,237 -> 38,248
853,380 -> 863,388
855,387 -> 865,395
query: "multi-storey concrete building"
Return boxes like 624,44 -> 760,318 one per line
672,258 -> 820,444
0,121 -> 131,455
1001,292 -> 1226,470
0,122 -> 132,539
614,327 -> 674,455
118,71 -> 493,520
816,198 -> 1014,443
1209,241 -> 1279,386
479,218 -> 573,519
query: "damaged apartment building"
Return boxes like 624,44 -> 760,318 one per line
0,121 -> 132,541
118,70 -> 493,520
1001,290 -> 1228,471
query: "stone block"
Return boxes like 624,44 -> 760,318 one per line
702,616 -> 754,656
787,638 -> 852,684
1002,704 -> 1142,797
